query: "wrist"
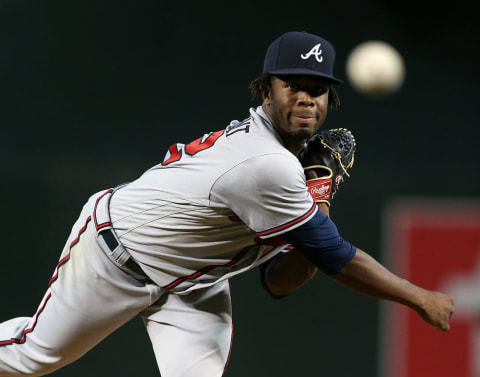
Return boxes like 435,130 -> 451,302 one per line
399,279 -> 429,311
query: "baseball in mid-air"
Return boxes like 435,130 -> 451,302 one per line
346,41 -> 405,97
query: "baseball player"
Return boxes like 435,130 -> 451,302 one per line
0,31 -> 454,377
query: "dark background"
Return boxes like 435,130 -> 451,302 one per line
0,1 -> 478,376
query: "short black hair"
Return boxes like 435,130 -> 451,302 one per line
249,73 -> 341,110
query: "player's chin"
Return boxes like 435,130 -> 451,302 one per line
291,123 -> 318,139
287,128 -> 315,143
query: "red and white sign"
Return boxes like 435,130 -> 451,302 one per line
380,199 -> 480,377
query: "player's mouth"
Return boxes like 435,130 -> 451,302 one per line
291,114 -> 316,124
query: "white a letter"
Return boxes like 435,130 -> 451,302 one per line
301,44 -> 323,63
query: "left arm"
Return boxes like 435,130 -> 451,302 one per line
261,247 -> 318,297
260,126 -> 353,298
261,202 -> 328,297
260,128 -> 356,297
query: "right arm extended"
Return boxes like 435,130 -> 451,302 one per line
283,210 -> 455,331
331,248 -> 454,331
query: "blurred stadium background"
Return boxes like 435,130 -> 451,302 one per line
0,1 -> 478,376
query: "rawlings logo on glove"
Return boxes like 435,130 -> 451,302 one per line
298,128 -> 356,206
307,179 -> 332,201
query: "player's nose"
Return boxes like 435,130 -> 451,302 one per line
296,91 -> 315,107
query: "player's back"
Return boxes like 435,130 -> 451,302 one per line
108,106 -> 303,292
110,106 -> 294,215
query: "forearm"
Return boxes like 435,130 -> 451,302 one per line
331,249 -> 426,310
331,248 -> 454,331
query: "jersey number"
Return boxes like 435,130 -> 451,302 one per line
162,130 -> 224,166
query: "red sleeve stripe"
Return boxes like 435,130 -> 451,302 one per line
256,202 -> 317,238
260,244 -> 294,260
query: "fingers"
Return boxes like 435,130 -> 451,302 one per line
436,319 -> 451,332
418,292 -> 455,332
439,324 -> 450,332
304,169 -> 319,180
437,295 -> 455,332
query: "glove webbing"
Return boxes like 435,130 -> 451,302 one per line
319,133 -> 355,177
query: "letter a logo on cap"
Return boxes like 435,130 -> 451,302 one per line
301,44 -> 323,63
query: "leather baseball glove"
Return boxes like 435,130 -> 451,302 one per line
298,128 -> 356,206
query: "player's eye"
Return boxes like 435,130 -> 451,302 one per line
285,82 -> 297,90
311,85 -> 328,97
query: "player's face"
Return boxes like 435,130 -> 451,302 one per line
263,75 -> 329,150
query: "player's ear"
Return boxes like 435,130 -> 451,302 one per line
263,87 -> 271,105
261,73 -> 274,105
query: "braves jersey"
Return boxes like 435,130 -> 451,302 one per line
109,106 -> 318,293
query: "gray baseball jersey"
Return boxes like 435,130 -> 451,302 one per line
0,106 -> 317,377
109,106 -> 318,293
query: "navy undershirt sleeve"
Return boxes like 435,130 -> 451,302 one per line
283,209 -> 357,274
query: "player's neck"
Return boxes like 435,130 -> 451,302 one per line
283,139 -> 305,156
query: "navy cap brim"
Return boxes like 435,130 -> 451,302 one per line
268,67 -> 343,85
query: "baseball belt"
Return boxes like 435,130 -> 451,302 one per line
100,229 -> 152,282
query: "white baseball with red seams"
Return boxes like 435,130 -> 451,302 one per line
0,106 -> 317,377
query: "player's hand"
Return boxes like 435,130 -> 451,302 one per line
414,290 -> 455,332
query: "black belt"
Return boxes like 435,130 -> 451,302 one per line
100,229 -> 151,280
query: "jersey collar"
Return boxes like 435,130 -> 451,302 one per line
250,106 -> 285,146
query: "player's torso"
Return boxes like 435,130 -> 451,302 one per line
109,108 -> 295,293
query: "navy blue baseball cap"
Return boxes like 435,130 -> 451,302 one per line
263,31 -> 343,84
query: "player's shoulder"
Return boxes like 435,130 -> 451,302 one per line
222,110 -> 287,153
220,134 -> 298,174
241,152 -> 303,180
212,152 -> 303,196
